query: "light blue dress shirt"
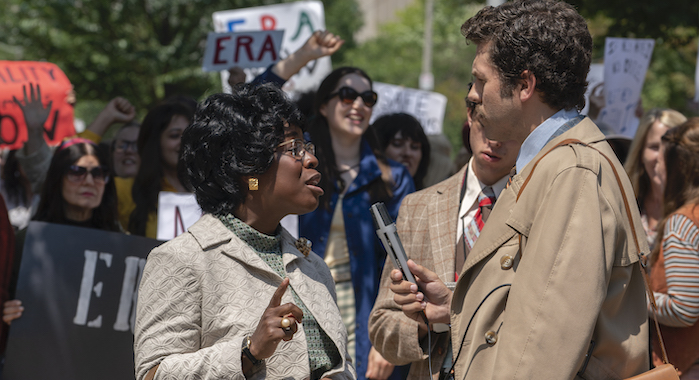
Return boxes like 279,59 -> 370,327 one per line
516,108 -> 581,173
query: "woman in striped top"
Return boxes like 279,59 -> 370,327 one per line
650,117 -> 699,378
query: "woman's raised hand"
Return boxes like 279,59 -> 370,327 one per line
248,278 -> 304,360
3,299 -> 24,325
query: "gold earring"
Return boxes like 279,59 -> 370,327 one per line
248,177 -> 259,191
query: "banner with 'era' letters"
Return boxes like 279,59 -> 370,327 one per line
2,222 -> 161,380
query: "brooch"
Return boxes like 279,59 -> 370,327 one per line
295,237 -> 312,257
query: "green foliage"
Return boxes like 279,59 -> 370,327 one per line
0,0 -> 362,121
572,0 -> 699,115
337,0 -> 482,156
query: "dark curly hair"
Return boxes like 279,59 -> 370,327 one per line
34,140 -> 119,231
461,0 -> 592,111
179,83 -> 304,215
129,98 -> 195,236
373,113 -> 431,190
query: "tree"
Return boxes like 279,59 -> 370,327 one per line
0,0 -> 362,116
337,0 -> 482,155
571,0 -> 698,115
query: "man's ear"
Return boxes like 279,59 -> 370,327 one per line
518,70 -> 537,102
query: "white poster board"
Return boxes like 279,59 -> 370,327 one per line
581,63 -> 604,117
212,1 -> 329,94
370,82 -> 448,135
202,30 -> 284,71
598,37 -> 655,137
156,192 -> 203,241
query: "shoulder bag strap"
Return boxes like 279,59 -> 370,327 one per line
515,138 -> 671,365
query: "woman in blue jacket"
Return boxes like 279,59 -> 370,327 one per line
299,67 -> 414,380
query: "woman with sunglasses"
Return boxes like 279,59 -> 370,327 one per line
134,84 -> 354,380
3,138 -> 119,327
299,67 -> 415,380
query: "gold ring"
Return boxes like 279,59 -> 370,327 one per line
281,317 -> 291,329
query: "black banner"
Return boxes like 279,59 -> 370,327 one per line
3,222 -> 161,380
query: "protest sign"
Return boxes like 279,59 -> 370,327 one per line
202,30 -> 284,71
156,192 -> 202,241
370,82 -> 448,135
598,38 -> 655,138
212,1 -> 329,93
3,222 -> 161,380
0,61 -> 75,150
581,63 -> 604,117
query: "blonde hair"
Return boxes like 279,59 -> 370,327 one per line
624,108 -> 687,204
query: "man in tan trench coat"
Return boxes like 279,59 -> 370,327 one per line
380,1 -> 650,379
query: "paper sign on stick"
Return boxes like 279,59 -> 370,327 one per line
156,192 -> 202,241
0,61 -> 75,150
370,82 -> 448,135
212,1 -> 329,94
202,30 -> 284,71
598,38 -> 655,138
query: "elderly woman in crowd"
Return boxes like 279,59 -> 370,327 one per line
649,118 -> 699,378
3,137 -> 119,327
625,108 -> 687,248
134,84 -> 354,380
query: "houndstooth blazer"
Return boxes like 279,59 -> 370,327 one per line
369,164 -> 468,380
134,214 -> 356,380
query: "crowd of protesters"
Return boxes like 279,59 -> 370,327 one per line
2,1 -> 699,379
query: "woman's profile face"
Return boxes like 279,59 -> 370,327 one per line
320,73 -> 373,142
62,154 -> 106,221
161,115 -> 188,170
384,131 -> 423,177
642,120 -> 669,190
256,125 -> 324,216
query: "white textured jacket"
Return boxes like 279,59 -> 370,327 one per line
134,214 -> 356,380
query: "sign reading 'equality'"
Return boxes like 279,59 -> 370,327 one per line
0,61 -> 75,150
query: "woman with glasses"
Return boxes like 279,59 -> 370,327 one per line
134,84 -> 354,380
111,121 -> 141,178
3,137 -> 119,326
299,67 -> 415,380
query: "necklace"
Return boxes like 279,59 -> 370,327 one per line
338,162 -> 360,173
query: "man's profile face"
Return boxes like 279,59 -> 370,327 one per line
469,114 -> 519,186
467,42 -> 527,144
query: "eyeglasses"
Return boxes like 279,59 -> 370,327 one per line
114,140 -> 138,153
327,87 -> 378,107
277,139 -> 316,160
66,165 -> 110,183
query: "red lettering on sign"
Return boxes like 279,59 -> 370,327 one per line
257,34 -> 278,62
260,15 -> 276,30
213,36 -> 231,65
234,36 -> 254,63
174,206 -> 185,237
